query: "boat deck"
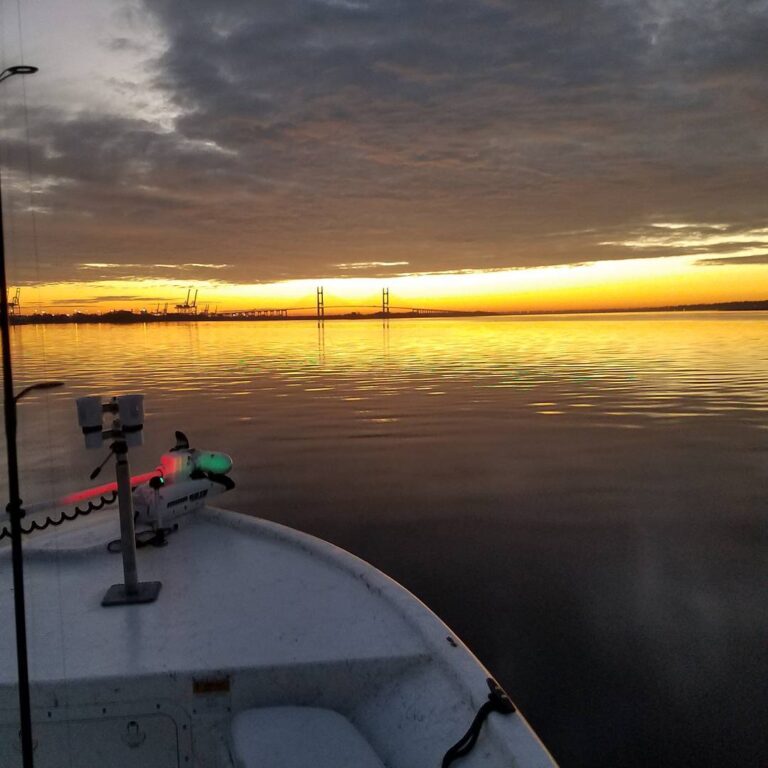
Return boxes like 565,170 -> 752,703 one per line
0,507 -> 424,685
0,506 -> 555,767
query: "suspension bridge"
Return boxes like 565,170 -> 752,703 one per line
227,287 -> 477,321
6,286 -> 488,324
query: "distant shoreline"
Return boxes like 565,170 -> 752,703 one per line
9,300 -> 768,325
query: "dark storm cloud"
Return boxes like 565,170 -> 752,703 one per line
6,0 -> 768,284
697,254 -> 768,266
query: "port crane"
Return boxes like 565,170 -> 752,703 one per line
175,288 -> 198,314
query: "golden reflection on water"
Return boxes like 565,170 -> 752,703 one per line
10,312 -> 768,420
3,312 -> 768,505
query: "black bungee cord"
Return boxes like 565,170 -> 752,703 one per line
441,678 -> 517,768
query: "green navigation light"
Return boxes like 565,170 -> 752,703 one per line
195,452 -> 233,475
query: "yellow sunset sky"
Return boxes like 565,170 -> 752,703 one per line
2,1 -> 767,315
16,249 -> 768,315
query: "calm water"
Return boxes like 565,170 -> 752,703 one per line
3,313 -> 768,766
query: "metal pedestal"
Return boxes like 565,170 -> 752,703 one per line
102,581 -> 162,606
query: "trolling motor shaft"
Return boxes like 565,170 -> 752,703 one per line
114,441 -> 138,591
101,436 -> 161,605
77,395 -> 161,606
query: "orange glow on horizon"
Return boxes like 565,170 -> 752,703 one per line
16,254 -> 768,315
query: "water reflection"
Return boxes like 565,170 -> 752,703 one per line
9,314 -> 768,432
1,312 -> 767,767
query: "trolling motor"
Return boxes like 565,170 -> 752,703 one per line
4,395 -> 235,605
22,430 -> 235,525
77,394 -> 162,606
132,430 -> 234,528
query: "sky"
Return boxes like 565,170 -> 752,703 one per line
0,0 -> 767,313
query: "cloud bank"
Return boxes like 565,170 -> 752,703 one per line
2,0 -> 767,287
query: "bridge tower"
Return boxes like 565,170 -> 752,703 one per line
382,287 -> 390,319
316,286 -> 325,324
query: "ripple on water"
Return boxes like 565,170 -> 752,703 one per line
6,315 -> 768,458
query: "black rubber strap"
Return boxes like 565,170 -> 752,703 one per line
442,678 -> 516,768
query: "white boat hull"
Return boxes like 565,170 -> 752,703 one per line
0,505 -> 556,767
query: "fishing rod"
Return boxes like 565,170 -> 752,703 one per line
0,63 -> 43,768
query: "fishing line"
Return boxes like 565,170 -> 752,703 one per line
0,0 -> 19,289
12,0 -> 61,525
13,0 -> 59,520
14,1 -> 75,763
0,0 -> 5,74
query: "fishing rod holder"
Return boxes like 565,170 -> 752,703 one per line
77,394 -> 144,449
76,395 -> 161,606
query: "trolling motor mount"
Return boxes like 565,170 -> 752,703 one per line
77,394 -> 161,606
